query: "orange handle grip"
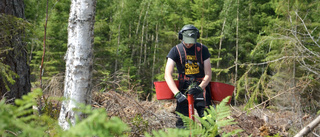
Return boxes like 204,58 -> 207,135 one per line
187,94 -> 195,121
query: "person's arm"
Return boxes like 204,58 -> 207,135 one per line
164,58 -> 180,95
199,58 -> 212,90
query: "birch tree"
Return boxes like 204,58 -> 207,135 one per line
234,0 -> 239,105
58,0 -> 96,130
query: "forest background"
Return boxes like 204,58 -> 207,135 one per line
1,0 -> 320,136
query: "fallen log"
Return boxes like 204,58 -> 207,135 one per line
294,115 -> 320,137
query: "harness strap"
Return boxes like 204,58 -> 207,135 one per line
196,43 -> 203,65
179,74 -> 203,82
176,43 -> 204,75
176,44 -> 187,74
176,42 -> 204,90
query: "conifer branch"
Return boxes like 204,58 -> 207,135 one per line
295,12 -> 320,49
219,56 -> 307,74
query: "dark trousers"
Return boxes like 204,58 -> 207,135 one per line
175,99 -> 206,128
175,84 -> 212,128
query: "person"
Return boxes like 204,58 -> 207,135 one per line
165,24 -> 213,128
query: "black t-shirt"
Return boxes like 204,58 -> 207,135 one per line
167,42 -> 211,78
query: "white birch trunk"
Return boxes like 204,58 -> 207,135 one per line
217,0 -> 232,81
58,0 -> 96,130
115,22 -> 121,72
234,0 -> 239,105
151,23 -> 159,89
115,1 -> 123,72
130,6 -> 144,61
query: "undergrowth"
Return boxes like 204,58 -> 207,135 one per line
0,89 -> 129,137
0,90 -> 240,137
145,96 -> 243,137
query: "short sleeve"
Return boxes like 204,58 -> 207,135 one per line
167,46 -> 179,62
202,45 -> 211,61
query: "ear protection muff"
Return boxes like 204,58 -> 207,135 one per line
178,25 -> 200,40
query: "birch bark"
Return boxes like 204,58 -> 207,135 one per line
58,0 -> 96,130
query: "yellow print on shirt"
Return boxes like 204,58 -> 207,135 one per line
186,55 -> 196,60
185,55 -> 200,75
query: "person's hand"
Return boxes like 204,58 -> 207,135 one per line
188,85 -> 203,96
174,92 -> 187,103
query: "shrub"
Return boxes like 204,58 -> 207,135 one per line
145,96 -> 243,137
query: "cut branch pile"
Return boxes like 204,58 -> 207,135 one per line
92,91 -> 177,135
91,90 -> 320,136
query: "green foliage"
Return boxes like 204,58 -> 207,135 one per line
241,0 -> 320,112
65,105 -> 130,137
26,0 -> 69,86
41,95 -> 61,119
0,62 -> 18,91
268,133 -> 281,137
145,97 -> 243,137
131,114 -> 149,135
0,88 -> 130,137
23,0 -> 320,112
0,88 -> 59,136
144,128 -> 190,137
4,0 -> 320,136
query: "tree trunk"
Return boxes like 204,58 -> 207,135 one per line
217,0 -> 232,81
216,17 -> 226,80
138,2 -> 149,75
234,0 -> 239,105
0,0 -> 31,103
115,1 -> 123,72
138,22 -> 145,75
200,1 -> 204,44
58,0 -> 96,130
0,0 -> 25,18
294,115 -> 320,137
143,18 -> 148,66
151,23 -> 159,89
115,23 -> 120,72
130,5 -> 144,62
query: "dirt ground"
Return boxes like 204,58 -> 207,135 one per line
92,91 -> 319,137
